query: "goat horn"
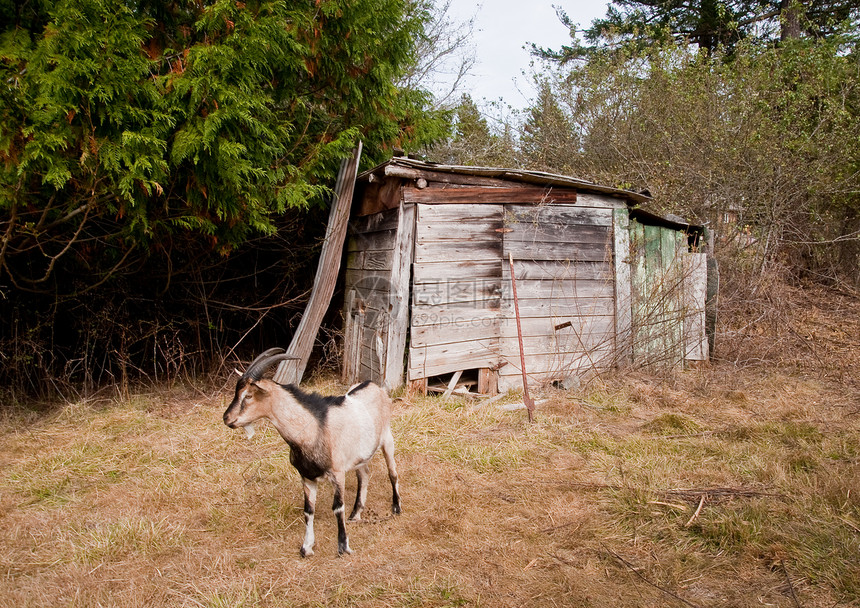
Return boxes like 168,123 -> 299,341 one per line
244,352 -> 298,381
241,347 -> 285,377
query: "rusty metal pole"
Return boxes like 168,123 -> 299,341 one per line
509,252 -> 535,423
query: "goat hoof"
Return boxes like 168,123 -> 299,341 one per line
338,544 -> 353,556
392,503 -> 402,515
300,546 -> 314,558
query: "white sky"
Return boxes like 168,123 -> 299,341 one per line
443,1 -> 610,107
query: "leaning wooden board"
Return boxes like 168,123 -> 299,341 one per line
274,144 -> 362,385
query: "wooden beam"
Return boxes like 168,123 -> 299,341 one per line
613,209 -> 633,367
382,202 -> 416,390
379,167 -> 532,189
477,368 -> 498,395
274,143 -> 363,385
442,370 -> 464,399
404,186 -> 578,205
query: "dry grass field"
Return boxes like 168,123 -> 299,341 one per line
1,285 -> 858,607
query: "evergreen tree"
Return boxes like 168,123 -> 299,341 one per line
532,37 -> 860,286
519,80 -> 579,174
535,0 -> 860,60
0,0 -> 446,292
428,94 -> 517,166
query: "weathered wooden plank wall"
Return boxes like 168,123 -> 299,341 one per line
405,197 -> 631,389
408,203 -> 504,380
613,209 -> 633,367
498,203 -> 619,390
342,206 -> 401,384
682,252 -> 708,361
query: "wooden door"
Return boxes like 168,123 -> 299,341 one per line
500,204 -> 616,390
342,203 -> 414,389
628,221 -> 690,370
408,204 -> 505,381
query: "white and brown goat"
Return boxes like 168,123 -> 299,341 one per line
223,348 -> 401,556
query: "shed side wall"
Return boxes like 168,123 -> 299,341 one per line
682,252 -> 709,362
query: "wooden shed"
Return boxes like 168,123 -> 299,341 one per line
341,157 -> 709,393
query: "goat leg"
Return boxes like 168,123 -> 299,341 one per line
349,464 -> 370,521
330,471 -> 353,555
300,478 -> 317,557
381,428 -> 402,515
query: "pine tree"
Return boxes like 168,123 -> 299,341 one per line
535,0 -> 860,61
519,81 -> 579,174
428,94 -> 517,166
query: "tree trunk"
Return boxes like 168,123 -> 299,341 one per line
780,0 -> 804,41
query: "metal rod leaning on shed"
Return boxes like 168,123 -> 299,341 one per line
509,252 -> 535,422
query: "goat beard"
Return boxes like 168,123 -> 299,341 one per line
243,423 -> 256,439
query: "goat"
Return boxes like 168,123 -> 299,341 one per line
223,348 -> 401,556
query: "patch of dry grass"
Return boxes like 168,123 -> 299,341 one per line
0,365 -> 857,608
2,283 -> 859,607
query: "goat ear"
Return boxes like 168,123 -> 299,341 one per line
249,381 -> 269,395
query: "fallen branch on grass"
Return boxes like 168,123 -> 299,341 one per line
660,430 -> 722,440
664,486 -> 785,504
684,496 -> 706,527
649,500 -> 689,512
839,516 -> 860,534
557,482 -> 783,500
779,560 -> 802,608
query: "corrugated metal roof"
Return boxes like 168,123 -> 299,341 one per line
359,157 -> 703,234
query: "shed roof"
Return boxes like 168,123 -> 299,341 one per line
358,157 -> 704,235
